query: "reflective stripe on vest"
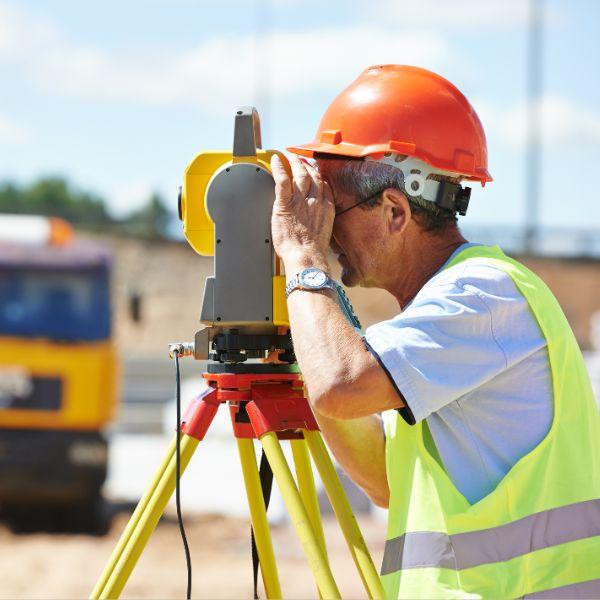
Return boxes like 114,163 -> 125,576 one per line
523,578 -> 600,599
382,498 -> 600,573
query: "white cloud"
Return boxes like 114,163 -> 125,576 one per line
0,114 -> 29,144
477,95 -> 600,148
107,180 -> 156,217
0,2 -> 450,112
0,2 -> 57,57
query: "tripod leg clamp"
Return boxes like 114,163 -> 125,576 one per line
246,384 -> 320,438
180,388 -> 220,440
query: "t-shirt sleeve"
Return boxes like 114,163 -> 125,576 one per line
364,280 -> 511,424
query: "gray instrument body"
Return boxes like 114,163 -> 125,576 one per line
200,107 -> 276,328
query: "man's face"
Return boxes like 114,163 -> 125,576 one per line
316,159 -> 393,288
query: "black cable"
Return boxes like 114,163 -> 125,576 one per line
174,350 -> 192,599
250,449 -> 274,599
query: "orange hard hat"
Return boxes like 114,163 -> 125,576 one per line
288,65 -> 492,184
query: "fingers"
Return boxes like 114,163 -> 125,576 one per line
272,153 -> 330,206
289,155 -> 312,199
301,159 -> 323,197
290,155 -> 328,206
301,158 -> 321,184
302,159 -> 334,211
271,154 -> 292,204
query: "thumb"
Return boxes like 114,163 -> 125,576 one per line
271,154 -> 292,205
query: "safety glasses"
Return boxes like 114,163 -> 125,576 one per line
335,190 -> 385,217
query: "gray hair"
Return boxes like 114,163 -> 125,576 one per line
325,158 -> 460,231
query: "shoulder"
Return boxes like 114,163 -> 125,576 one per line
365,255 -> 546,369
365,256 -> 534,343
423,258 -> 524,303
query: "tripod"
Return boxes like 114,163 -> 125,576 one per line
91,366 -> 384,599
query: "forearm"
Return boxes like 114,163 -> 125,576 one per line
283,260 -> 391,505
315,411 -> 389,508
285,258 -> 370,414
289,293 -> 363,404
284,258 -> 403,419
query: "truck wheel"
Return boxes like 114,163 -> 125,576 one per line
1,495 -> 110,535
68,496 -> 110,535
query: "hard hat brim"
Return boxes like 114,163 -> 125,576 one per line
288,141 -> 373,158
287,142 -> 493,184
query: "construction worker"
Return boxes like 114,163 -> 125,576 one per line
270,65 -> 600,599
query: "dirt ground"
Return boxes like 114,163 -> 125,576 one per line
0,509 -> 386,599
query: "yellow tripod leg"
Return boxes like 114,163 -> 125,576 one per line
92,434 -> 199,600
237,438 -> 282,599
304,430 -> 385,600
260,432 -> 340,600
291,438 -> 327,558
292,437 -> 328,600
90,436 -> 177,599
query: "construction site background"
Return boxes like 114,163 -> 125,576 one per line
1,0 -> 599,597
2,227 -> 599,599
105,231 -> 600,356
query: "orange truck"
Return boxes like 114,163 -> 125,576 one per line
0,215 -> 118,531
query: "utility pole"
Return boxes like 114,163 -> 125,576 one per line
524,0 -> 544,254
255,0 -> 270,139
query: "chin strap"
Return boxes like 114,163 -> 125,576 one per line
366,154 -> 472,216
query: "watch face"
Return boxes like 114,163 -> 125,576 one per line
301,268 -> 328,288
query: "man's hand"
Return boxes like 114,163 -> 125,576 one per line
270,154 -> 335,270
270,154 -> 398,506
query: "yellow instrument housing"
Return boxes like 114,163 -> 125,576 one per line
181,148 -> 290,327
0,337 -> 118,431
272,275 -> 289,327
181,149 -> 285,257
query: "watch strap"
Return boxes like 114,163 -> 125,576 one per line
333,282 -> 362,330
285,270 -> 335,298
285,270 -> 362,330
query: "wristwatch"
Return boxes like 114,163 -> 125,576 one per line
285,268 -> 335,297
285,268 -> 362,330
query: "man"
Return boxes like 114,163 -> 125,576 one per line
270,65 -> 600,599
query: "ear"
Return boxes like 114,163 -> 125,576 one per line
382,188 -> 411,235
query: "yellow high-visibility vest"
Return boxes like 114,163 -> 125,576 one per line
382,245 -> 600,599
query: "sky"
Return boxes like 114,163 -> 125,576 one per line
1,0 -> 599,232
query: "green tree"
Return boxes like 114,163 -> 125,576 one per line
0,177 -> 174,240
122,193 -> 171,240
0,177 -> 113,228
0,182 -> 22,214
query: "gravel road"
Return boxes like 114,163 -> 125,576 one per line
0,509 -> 386,599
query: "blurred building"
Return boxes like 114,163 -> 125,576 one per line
79,229 -> 599,421
89,230 -> 600,358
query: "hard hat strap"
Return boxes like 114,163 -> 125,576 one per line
434,181 -> 471,216
367,154 -> 471,216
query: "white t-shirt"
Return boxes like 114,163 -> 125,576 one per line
364,244 -> 553,504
